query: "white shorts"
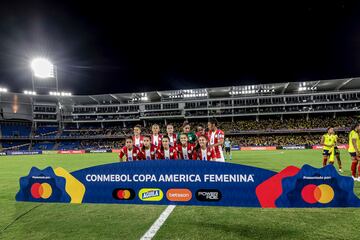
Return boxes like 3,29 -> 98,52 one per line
216,150 -> 225,162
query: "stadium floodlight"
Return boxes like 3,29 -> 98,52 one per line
0,87 -> 8,92
30,58 -> 55,79
23,90 -> 37,95
49,91 -> 60,96
61,92 -> 72,96
50,91 -> 72,96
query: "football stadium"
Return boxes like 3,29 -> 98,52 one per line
3,2 -> 360,240
1,77 -> 360,239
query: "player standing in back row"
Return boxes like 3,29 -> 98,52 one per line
320,127 -> 342,172
348,122 -> 360,181
207,118 -> 225,162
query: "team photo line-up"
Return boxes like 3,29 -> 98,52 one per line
119,119 -> 232,162
120,118 -> 360,180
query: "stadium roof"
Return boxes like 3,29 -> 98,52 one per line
1,78 -> 360,105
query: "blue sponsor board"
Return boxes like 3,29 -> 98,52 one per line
231,145 -> 240,150
6,150 -> 42,156
16,160 -> 360,208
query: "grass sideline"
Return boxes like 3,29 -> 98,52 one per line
0,150 -> 360,240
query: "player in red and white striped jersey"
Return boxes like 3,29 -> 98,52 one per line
207,118 -> 225,162
194,135 -> 216,161
151,124 -> 163,149
156,135 -> 178,160
132,124 -> 144,148
166,124 -> 177,147
177,133 -> 195,160
119,138 -> 142,162
139,135 -> 157,160
196,124 -> 206,139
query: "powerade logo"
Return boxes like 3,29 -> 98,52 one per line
112,188 -> 135,200
138,188 -> 163,201
196,189 -> 222,202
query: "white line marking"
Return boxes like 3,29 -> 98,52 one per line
140,205 -> 176,240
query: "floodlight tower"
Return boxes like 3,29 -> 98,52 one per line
30,57 -> 58,93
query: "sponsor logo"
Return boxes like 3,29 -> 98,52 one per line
138,188 -> 163,201
241,146 -> 277,151
166,189 -> 192,202
196,189 -> 222,202
337,144 -> 348,149
6,150 -> 42,155
112,188 -> 135,200
301,184 -> 334,204
58,150 -> 85,154
0,152 -> 6,156
89,149 -> 109,153
30,182 -> 53,199
42,150 -> 57,155
282,145 -> 305,150
312,145 -> 323,150
312,144 -> 348,150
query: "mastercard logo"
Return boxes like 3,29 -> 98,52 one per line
30,183 -> 53,199
112,188 -> 135,200
301,184 -> 334,204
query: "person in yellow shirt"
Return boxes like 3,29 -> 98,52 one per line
332,132 -> 342,172
348,123 -> 360,181
321,127 -> 340,169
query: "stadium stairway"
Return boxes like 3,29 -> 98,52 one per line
3,143 -> 31,151
52,142 -> 60,150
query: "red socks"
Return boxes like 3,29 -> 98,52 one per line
351,161 -> 358,177
323,157 -> 327,167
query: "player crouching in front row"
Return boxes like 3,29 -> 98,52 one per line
177,133 -> 196,160
139,135 -> 157,160
194,135 -> 216,161
119,137 -> 142,161
156,135 -> 178,160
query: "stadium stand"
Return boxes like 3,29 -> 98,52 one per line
58,141 -> 81,150
32,142 -> 56,150
2,141 -> 30,150
34,126 -> 58,136
0,78 -> 359,151
0,122 -> 31,137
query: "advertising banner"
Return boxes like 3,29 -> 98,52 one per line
86,149 -> 112,153
241,146 -> 277,151
16,160 -> 360,208
6,150 -> 42,156
281,146 -> 306,150
58,150 -> 85,154
312,145 -> 348,150
42,151 -> 58,155
231,145 -> 240,150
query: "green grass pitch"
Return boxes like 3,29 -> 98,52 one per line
1,150 -> 360,240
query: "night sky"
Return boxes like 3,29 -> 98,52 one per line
0,1 -> 359,95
